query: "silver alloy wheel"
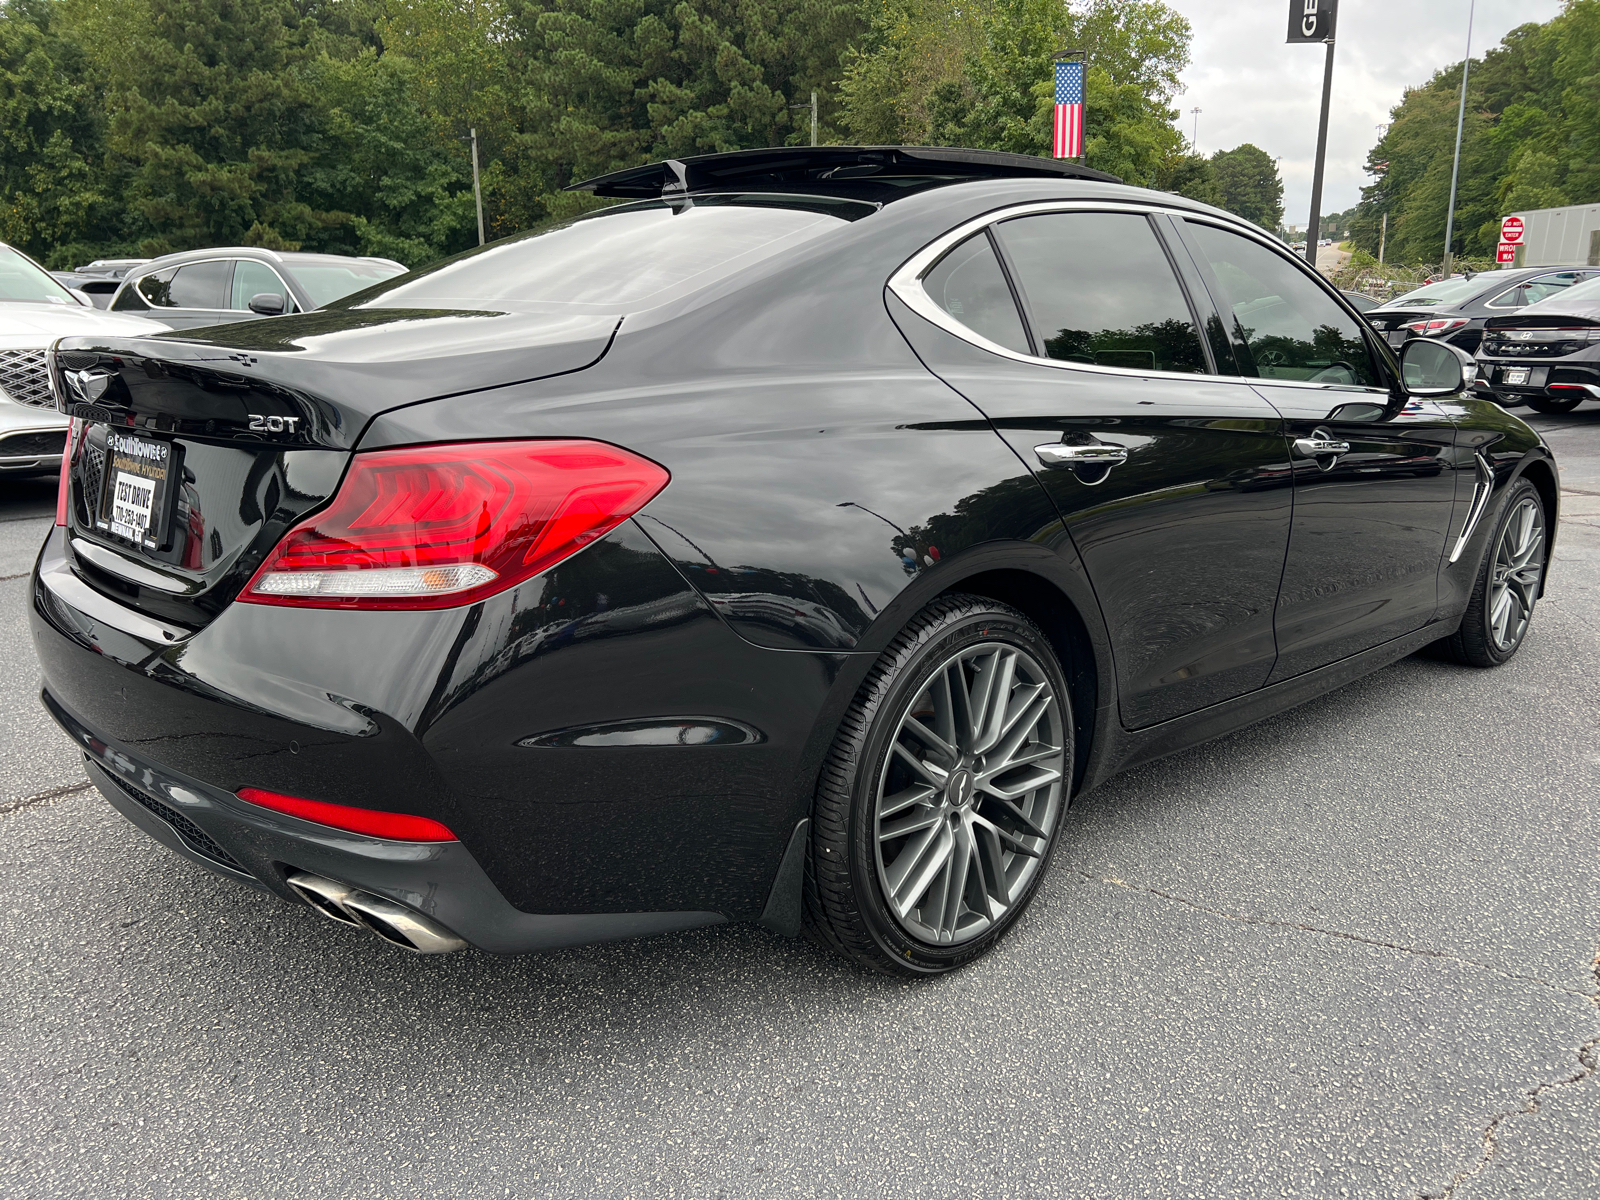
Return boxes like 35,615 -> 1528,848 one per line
873,642 -> 1065,946
1488,496 -> 1545,651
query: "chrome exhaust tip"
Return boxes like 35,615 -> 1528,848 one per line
285,870 -> 468,954
286,871 -> 361,926
339,890 -> 469,955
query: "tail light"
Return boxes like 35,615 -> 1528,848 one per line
54,417 -> 83,527
236,787 -> 457,841
1403,318 -> 1470,337
241,439 -> 669,610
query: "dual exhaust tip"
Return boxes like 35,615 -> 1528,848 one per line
286,870 -> 467,954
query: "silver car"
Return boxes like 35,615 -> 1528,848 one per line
108,247 -> 407,328
0,244 -> 168,475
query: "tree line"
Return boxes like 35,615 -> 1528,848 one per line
1350,0 -> 1599,265
0,0 -> 1285,270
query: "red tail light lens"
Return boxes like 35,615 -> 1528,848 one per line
55,417 -> 83,527
241,439 -> 669,610
236,787 -> 457,841
1403,318 -> 1470,336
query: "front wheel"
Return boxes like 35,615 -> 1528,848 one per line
1524,394 -> 1584,414
1436,480 -> 1548,667
805,595 -> 1071,976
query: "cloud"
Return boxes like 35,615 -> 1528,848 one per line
1170,0 -> 1565,225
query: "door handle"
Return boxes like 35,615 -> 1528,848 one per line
1292,436 -> 1351,457
1034,442 -> 1129,468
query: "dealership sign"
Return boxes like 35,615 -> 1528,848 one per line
1287,0 -> 1337,42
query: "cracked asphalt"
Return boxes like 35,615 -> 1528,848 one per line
2,409 -> 1598,1199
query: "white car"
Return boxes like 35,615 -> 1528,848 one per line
1,243 -> 169,475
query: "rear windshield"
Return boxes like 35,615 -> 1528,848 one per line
340,194 -> 872,313
0,245 -> 80,305
287,261 -> 407,308
1385,277 -> 1486,307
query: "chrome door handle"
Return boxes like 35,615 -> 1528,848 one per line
1034,442 -> 1129,468
1292,436 -> 1350,457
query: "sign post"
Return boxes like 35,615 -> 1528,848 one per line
1496,215 -> 1524,266
1288,0 -> 1338,270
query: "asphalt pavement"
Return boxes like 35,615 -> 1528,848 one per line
2,409 -> 1598,1199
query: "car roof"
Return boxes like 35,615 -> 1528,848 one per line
569,145 -> 1122,202
131,247 -> 404,272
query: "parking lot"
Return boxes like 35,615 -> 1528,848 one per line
2,411 -> 1597,1199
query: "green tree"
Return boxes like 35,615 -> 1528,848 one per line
1209,143 -> 1282,230
838,0 -> 1190,183
0,0 -> 117,263
506,0 -> 863,200
1349,0 -> 1600,265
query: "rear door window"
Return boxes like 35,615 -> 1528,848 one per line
991,211 -> 1208,374
920,233 -> 1031,354
1183,221 -> 1378,386
166,260 -> 231,310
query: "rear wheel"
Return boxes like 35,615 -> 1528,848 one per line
805,596 -> 1071,976
1436,480 -> 1547,667
1524,394 -> 1584,414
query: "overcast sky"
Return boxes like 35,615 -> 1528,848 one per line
1170,0 -> 1566,228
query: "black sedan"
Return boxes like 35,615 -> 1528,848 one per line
33,146 -> 1559,977
1366,266 -> 1600,356
1477,274 -> 1600,413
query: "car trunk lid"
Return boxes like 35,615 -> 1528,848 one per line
51,307 -> 620,628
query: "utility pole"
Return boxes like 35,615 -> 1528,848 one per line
1441,0 -> 1476,278
469,127 -> 485,246
1379,211 -> 1388,264
1189,107 -> 1202,153
788,93 -> 819,147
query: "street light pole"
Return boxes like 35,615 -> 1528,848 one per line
1441,0 -> 1476,277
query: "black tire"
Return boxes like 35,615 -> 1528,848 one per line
1524,394 -> 1583,414
1434,479 -> 1548,668
804,595 -> 1072,976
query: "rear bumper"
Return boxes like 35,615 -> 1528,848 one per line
1477,359 -> 1600,402
28,520 -> 760,953
50,692 -> 724,954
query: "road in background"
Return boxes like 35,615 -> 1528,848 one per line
2,411 -> 1597,1199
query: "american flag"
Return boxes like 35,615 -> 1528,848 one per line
1053,60 -> 1084,159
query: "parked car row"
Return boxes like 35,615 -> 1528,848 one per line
1358,268 -> 1600,414
2,242 -> 408,476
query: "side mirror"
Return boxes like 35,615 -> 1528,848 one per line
1398,339 -> 1476,396
247,292 -> 286,316
69,288 -> 95,307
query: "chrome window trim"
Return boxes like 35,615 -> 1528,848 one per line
130,256 -> 243,312
888,200 -> 1389,397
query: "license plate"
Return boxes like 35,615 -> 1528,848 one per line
1502,368 -> 1530,386
96,430 -> 178,550
1386,331 -> 1407,347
